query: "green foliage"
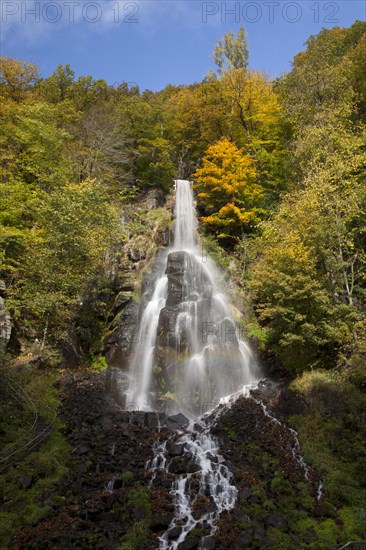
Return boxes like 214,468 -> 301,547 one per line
136,136 -> 176,192
13,102 -> 73,189
199,233 -> 230,269
127,487 -> 151,513
91,355 -> 108,372
7,180 -> 119,341
118,488 -> 152,549
246,23 -> 366,372
213,26 -> 249,74
118,520 -> 150,550
279,22 -> 366,128
121,471 -> 134,485
290,370 -> 366,512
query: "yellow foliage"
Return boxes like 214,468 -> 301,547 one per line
0,57 -> 39,102
193,137 -> 263,237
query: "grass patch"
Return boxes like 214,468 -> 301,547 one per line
91,354 -> 108,372
118,488 -> 152,549
118,519 -> 150,550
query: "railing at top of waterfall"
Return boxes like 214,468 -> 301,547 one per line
125,401 -> 138,411
338,543 -> 366,549
0,375 -> 56,472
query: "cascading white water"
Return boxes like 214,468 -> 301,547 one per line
174,179 -> 196,251
157,417 -> 238,550
126,179 -> 258,415
126,274 -> 168,410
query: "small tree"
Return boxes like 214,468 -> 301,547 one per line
213,26 -> 249,75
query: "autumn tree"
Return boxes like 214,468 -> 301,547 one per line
0,57 -> 39,101
38,64 -> 75,103
213,26 -> 249,75
193,137 -> 262,240
68,102 -> 131,191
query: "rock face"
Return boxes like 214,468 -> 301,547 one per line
155,251 -> 215,392
152,249 -> 247,416
104,301 -> 139,370
0,281 -> 13,354
59,192 -> 172,371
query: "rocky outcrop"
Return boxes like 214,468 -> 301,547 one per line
61,191 -> 173,370
103,301 -> 139,369
155,251 -> 214,389
11,371 -> 334,550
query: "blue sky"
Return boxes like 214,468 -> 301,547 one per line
1,1 -> 365,90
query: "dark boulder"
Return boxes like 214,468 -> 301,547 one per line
165,413 -> 189,430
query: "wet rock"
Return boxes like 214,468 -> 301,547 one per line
19,472 -> 34,489
179,537 -> 199,550
144,412 -> 166,429
166,442 -> 184,457
169,457 -> 188,474
156,311 -> 180,368
238,488 -> 252,500
201,535 -> 216,549
206,452 -> 218,464
187,462 -> 202,474
151,512 -> 174,530
0,296 -> 12,353
253,524 -> 266,543
236,532 -> 253,548
165,413 -> 189,430
112,292 -> 132,315
0,279 -> 6,297
104,301 -> 139,369
168,525 -> 182,539
128,249 -> 145,262
78,446 -> 90,455
105,368 -> 128,403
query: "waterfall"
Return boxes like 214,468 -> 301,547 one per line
126,179 -> 258,415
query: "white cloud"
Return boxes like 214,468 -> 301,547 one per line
0,0 -> 216,46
